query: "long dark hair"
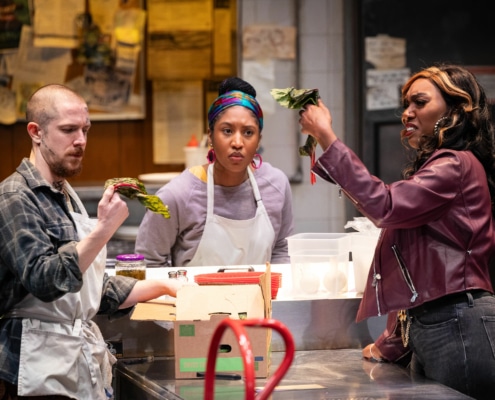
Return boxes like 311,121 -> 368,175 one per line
401,64 -> 495,213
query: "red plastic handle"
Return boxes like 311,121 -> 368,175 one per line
203,318 -> 295,400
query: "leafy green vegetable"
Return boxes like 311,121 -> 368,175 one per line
271,87 -> 320,184
104,177 -> 170,219
270,87 -> 320,109
270,87 -> 320,157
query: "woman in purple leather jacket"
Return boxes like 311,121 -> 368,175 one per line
299,64 -> 495,399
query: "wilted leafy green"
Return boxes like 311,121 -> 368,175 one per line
270,87 -> 319,109
271,87 -> 321,184
137,194 -> 170,219
104,177 -> 170,219
270,87 -> 320,157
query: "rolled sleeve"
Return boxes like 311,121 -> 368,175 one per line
98,274 -> 138,320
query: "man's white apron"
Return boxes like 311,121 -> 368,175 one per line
6,184 -> 113,399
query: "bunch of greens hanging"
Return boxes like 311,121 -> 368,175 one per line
270,87 -> 320,184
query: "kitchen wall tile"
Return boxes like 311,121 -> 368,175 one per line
294,218 -> 331,233
299,0 -> 328,35
240,0 -> 256,24
264,108 -> 297,142
265,143 -> 298,177
241,0 -> 345,234
291,182 -> 331,218
249,0 -> 297,24
327,0 -> 344,35
299,35 -> 329,73
324,70 -> 344,109
272,60 -> 297,78
327,33 -> 344,72
299,72 -> 328,99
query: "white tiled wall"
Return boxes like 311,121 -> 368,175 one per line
240,0 -> 347,234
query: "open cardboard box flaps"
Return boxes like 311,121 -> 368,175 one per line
130,266 -> 273,379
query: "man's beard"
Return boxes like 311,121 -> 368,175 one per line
41,137 -> 83,178
51,160 -> 83,178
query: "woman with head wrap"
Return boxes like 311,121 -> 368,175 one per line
136,77 -> 294,267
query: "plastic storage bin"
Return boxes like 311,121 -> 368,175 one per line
350,233 -> 379,293
286,233 -> 351,298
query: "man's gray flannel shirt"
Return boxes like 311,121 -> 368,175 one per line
0,158 -> 136,384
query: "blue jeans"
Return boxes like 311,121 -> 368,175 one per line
408,292 -> 495,400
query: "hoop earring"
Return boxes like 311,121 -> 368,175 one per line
434,116 -> 448,136
207,148 -> 216,164
251,153 -> 262,169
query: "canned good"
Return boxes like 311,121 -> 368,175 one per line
115,254 -> 146,280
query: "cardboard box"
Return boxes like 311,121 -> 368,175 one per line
131,271 -> 272,379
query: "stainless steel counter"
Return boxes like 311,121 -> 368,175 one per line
113,349 -> 474,399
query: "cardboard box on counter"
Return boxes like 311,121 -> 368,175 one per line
131,271 -> 272,379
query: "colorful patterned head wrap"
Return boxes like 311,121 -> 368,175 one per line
207,90 -> 263,131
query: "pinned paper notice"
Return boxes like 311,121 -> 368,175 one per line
365,35 -> 406,70
242,25 -> 296,60
366,68 -> 410,111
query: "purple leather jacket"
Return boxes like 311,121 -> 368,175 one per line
313,139 -> 495,325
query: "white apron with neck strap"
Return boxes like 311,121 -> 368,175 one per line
187,163 -> 275,266
7,183 -> 113,399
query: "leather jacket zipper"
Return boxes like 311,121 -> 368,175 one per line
371,229 -> 384,316
371,269 -> 382,316
391,244 -> 419,303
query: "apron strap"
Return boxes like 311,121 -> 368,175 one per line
206,163 -> 264,215
73,318 -> 82,336
81,341 -> 99,385
5,306 -> 80,326
206,163 -> 215,217
63,182 -> 89,218
246,167 -> 262,204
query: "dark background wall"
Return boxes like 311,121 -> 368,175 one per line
357,0 -> 495,182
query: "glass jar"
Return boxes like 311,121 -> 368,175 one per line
177,269 -> 188,282
168,270 -> 178,279
115,254 -> 146,280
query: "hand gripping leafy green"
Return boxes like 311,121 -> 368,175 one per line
104,177 -> 170,219
270,87 -> 320,184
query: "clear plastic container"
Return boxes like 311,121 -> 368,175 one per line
350,233 -> 379,293
115,253 -> 146,280
286,233 -> 351,298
